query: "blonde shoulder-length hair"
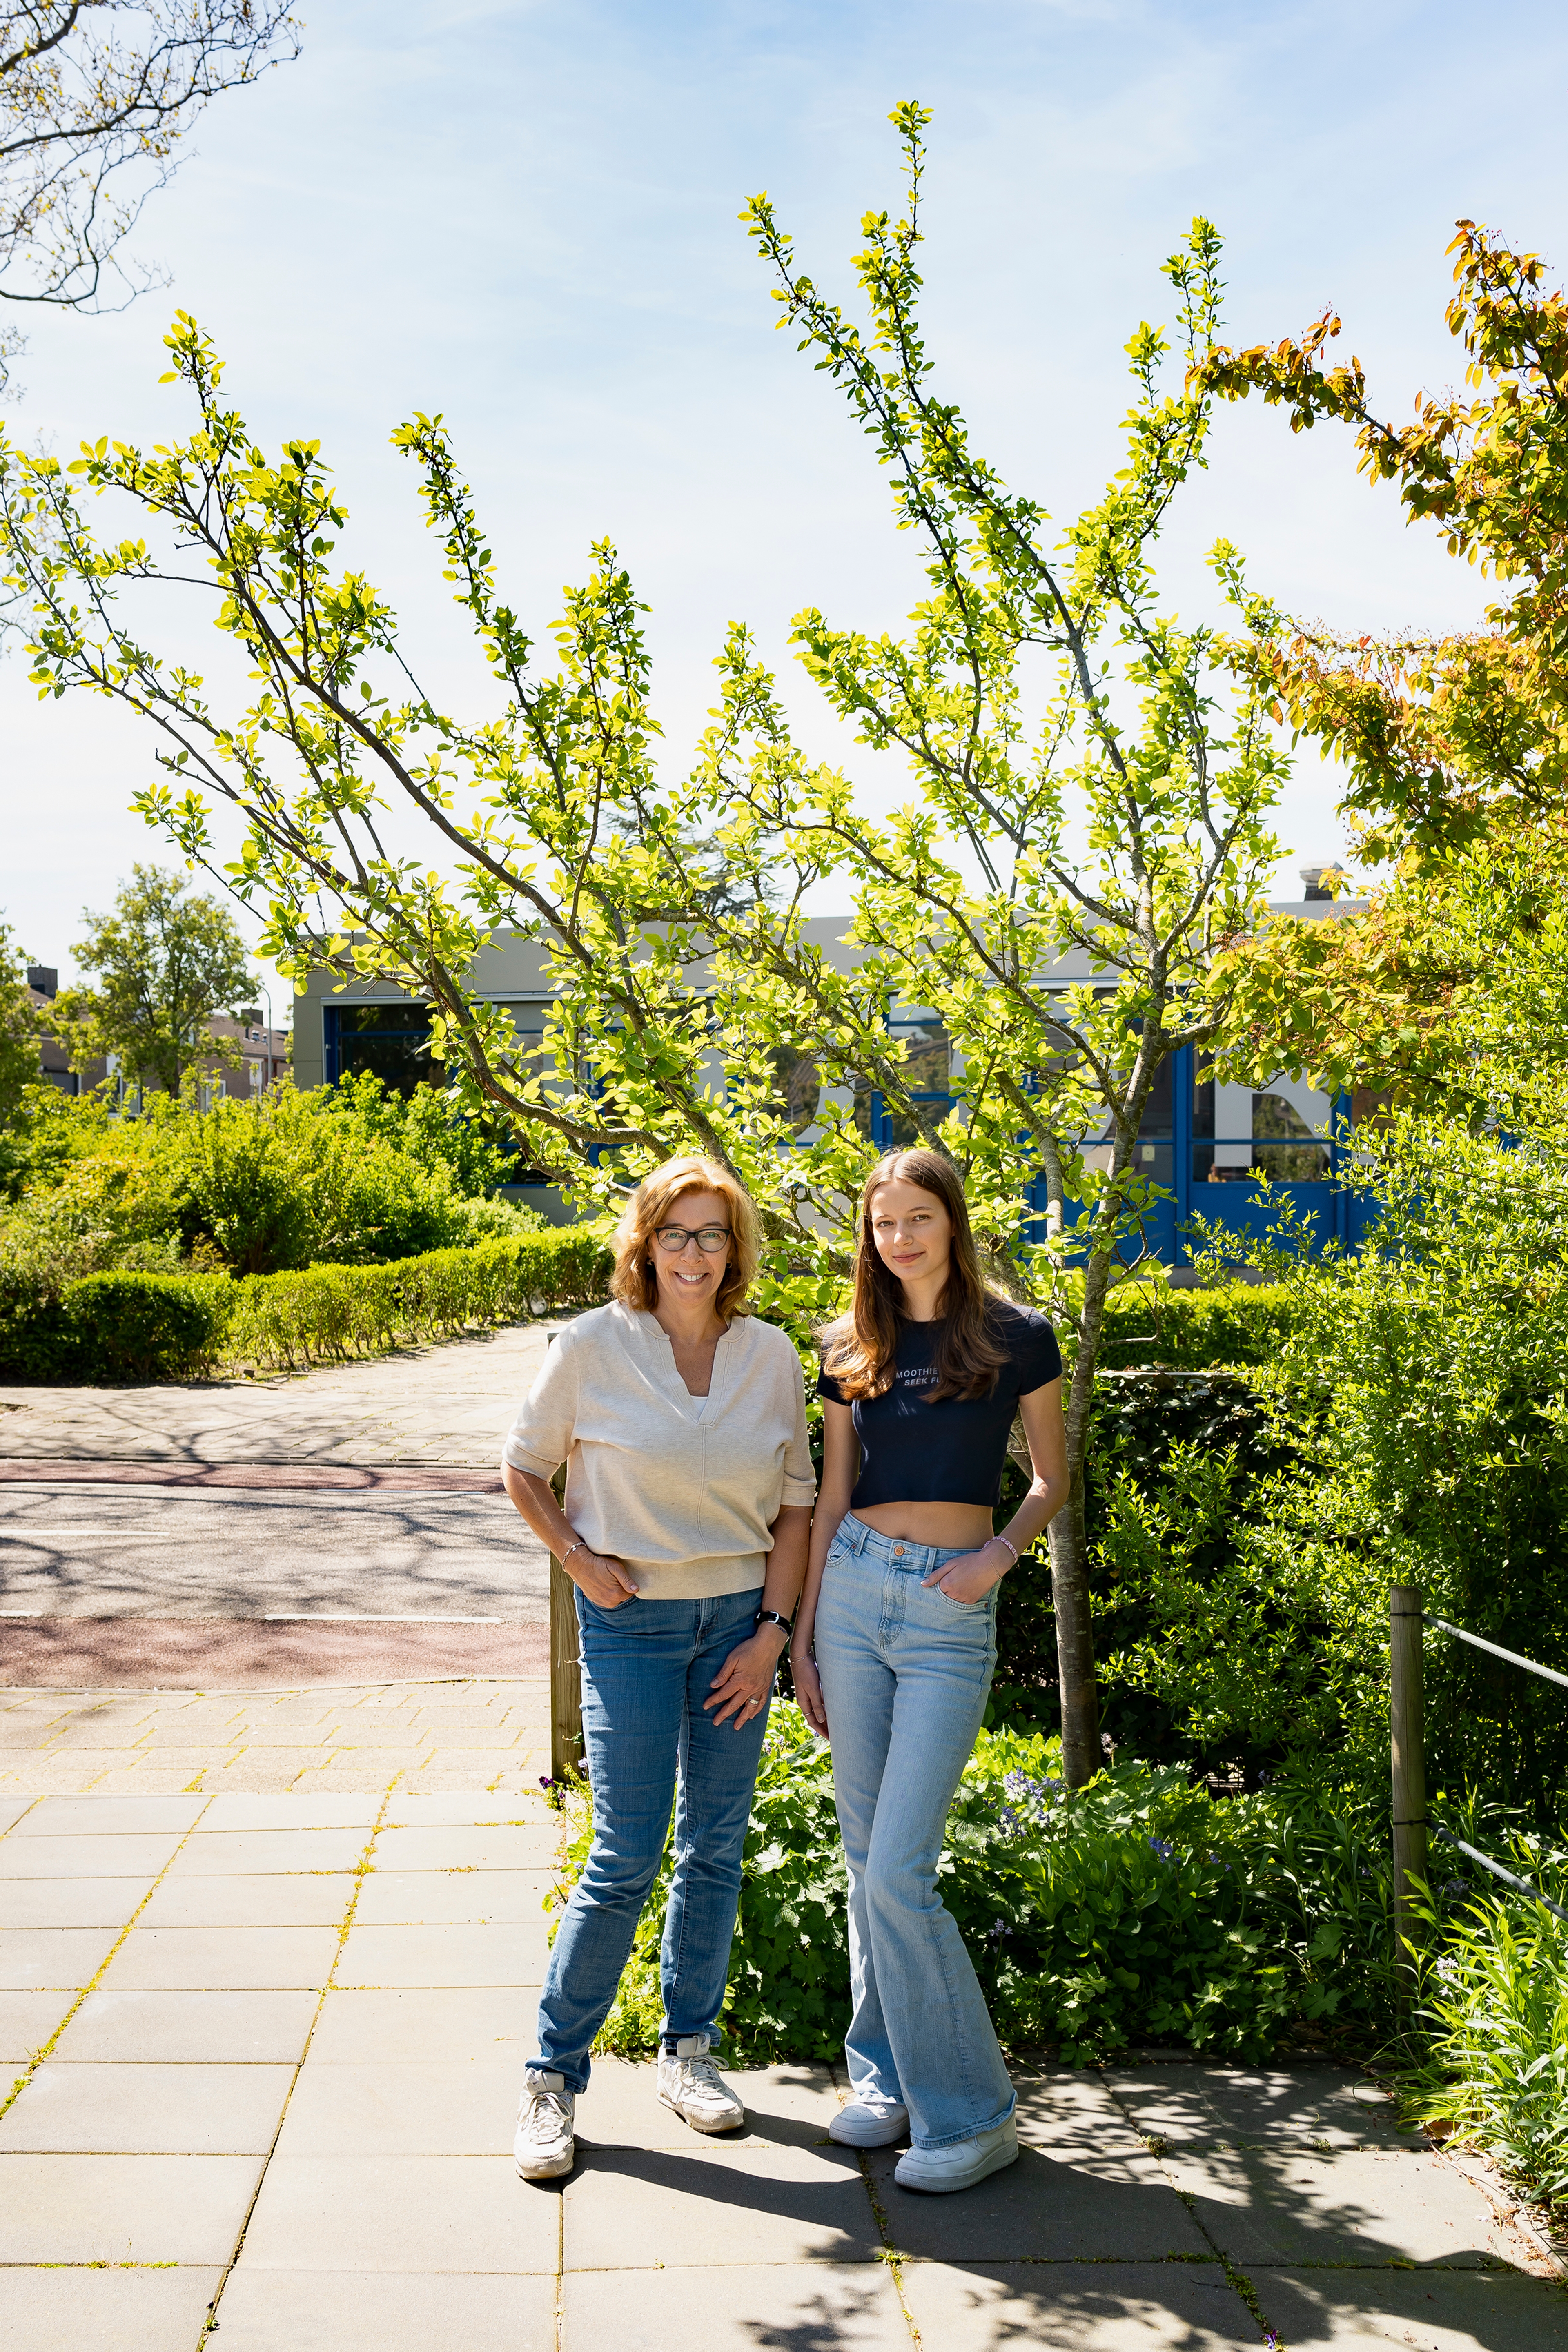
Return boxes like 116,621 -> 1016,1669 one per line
609,1154 -> 762,1324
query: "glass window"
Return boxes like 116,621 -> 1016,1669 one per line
1252,1091 -> 1329,1180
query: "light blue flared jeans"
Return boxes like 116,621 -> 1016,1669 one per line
816,1512 -> 1016,2150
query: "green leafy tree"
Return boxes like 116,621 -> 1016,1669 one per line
0,109 -> 1290,1782
1193,222 -> 1568,1119
0,916 -> 40,1128
51,862 -> 254,1094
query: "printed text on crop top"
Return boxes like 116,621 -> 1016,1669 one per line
816,1301 -> 1062,1509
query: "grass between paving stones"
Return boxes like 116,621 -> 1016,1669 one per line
192,1776 -> 402,2350
0,1796 -> 214,2126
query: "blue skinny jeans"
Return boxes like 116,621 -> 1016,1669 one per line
533,1584 -> 767,2094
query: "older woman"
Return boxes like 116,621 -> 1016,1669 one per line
502,1154 -> 814,2182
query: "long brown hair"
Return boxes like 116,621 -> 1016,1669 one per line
609,1155 -> 761,1325
821,1149 -> 1009,1402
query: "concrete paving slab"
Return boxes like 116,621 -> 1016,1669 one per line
0,2059 -> 296,2152
8,1795 -> 210,1836
571,2056 -> 841,2151
139,1871 -> 359,1929
163,1827 -> 370,1876
209,2267 -> 557,2351
238,2152 -> 559,2272
1014,2067 -> 1171,2157
53,1988 -> 320,2065
334,1920 -> 548,1987
0,2149 -> 265,2261
271,2057 -> 515,2156
96,1924 -> 343,1990
353,1867 -> 555,1926
0,1988 -> 73,2063
195,1794 -> 384,1831
0,2261 -> 224,2352
898,2260 -> 1258,2350
1104,2061 -> 1421,2149
866,2141 -> 1209,2264
308,1986 -> 528,2064
1258,2265 -> 1568,2348
561,2261 -> 911,2350
1161,2144 -> 1521,2268
372,1822 -> 558,1870
0,1830 -> 188,1879
0,1925 -> 122,1989
0,1875 -> 153,1929
562,2141 -> 882,2269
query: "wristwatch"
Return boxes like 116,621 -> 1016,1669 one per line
755,1608 -> 793,1639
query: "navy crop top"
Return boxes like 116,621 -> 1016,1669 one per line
817,1300 -> 1062,1509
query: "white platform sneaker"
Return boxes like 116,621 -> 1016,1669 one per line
657,2033 -> 746,2133
894,2115 -> 1019,2194
829,2096 -> 909,2148
514,2068 -> 576,2180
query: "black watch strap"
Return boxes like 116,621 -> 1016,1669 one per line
755,1608 -> 793,1637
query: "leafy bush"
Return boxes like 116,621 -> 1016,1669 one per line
0,1270 -> 231,1381
0,1080 -> 545,1281
0,1226 -> 611,1381
223,1227 -> 610,1370
550,1706 -> 1395,2068
1094,1278 -> 1301,1370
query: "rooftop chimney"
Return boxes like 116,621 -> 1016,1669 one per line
1300,866 -> 1332,902
26,965 -> 58,999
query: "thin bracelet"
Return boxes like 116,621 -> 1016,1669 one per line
559,1538 -> 588,1568
988,1533 -> 1020,1567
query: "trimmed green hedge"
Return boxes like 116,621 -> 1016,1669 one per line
0,1271 -> 232,1383
0,1228 -> 612,1383
224,1228 -> 610,1370
1097,1280 -> 1298,1370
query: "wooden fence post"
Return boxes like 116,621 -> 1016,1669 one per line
546,1452 -> 583,1785
549,1550 -> 584,1785
1390,1581 -> 1428,2007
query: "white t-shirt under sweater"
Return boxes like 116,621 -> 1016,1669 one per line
502,1300 -> 817,1599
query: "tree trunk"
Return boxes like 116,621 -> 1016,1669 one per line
1049,1227 -> 1116,1786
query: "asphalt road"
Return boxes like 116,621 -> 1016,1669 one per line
0,1481 -> 550,1623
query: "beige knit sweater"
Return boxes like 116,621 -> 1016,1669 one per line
502,1301 -> 817,1599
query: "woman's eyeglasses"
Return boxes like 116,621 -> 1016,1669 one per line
653,1224 -> 732,1255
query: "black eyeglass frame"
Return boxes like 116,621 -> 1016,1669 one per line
651,1223 -> 733,1256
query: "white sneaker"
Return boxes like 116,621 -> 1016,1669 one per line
829,2096 -> 909,2147
894,2115 -> 1019,2194
657,2033 -> 745,2133
514,2067 -> 575,2180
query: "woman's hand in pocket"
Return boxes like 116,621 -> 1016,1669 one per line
791,1643 -> 829,1740
921,1543 -> 1007,1605
568,1548 -> 639,1610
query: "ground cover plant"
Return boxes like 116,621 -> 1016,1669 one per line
548,1705 -> 1396,2069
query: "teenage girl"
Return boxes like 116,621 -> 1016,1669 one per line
793,1148 -> 1068,2193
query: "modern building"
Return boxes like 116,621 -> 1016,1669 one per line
290,873 -> 1368,1262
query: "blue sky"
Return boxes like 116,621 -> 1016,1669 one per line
7,0 -> 1568,1007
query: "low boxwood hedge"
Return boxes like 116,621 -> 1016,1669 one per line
0,1227 -> 612,1383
